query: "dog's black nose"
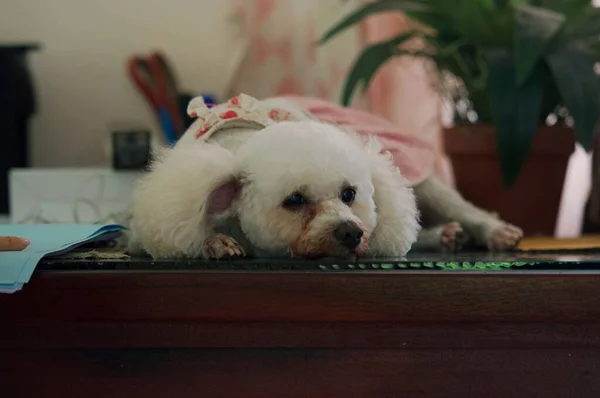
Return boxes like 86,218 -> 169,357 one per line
333,221 -> 363,249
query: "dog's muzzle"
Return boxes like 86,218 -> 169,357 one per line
291,211 -> 368,259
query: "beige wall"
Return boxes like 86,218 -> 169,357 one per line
0,0 -> 240,167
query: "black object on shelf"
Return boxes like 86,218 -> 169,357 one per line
0,43 -> 40,214
111,130 -> 152,170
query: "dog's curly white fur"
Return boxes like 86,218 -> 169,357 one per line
130,120 -> 420,259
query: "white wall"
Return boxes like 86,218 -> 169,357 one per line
554,0 -> 599,236
0,0 -> 240,167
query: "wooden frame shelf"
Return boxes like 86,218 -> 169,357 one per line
2,256 -> 600,397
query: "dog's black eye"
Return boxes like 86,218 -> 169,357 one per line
282,192 -> 307,209
340,187 -> 356,205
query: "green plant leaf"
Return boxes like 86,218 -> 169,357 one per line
477,0 -> 497,9
437,42 -> 490,92
514,4 -> 565,86
447,0 -> 499,44
485,49 -> 544,187
564,8 -> 600,42
318,0 -> 430,45
340,32 -> 429,106
536,0 -> 592,18
509,0 -> 530,6
546,44 -> 600,150
589,41 -> 600,61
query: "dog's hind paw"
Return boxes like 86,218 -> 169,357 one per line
487,224 -> 523,251
202,234 -> 246,260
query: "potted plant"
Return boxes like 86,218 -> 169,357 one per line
319,0 -> 600,235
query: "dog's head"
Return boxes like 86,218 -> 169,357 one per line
209,121 -> 377,259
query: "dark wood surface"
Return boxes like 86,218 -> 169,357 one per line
3,255 -> 600,397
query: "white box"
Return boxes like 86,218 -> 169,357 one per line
9,168 -> 142,224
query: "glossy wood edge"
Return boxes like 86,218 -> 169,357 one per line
1,271 -> 598,323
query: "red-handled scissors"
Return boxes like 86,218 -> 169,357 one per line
127,52 -> 185,143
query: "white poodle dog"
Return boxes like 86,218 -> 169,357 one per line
129,94 -> 522,259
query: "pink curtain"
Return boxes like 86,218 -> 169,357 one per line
359,11 -> 449,182
228,0 -> 364,104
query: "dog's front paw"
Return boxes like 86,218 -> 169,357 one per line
202,234 -> 246,259
441,222 -> 470,252
487,224 -> 523,251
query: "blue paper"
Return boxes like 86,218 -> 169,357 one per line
0,282 -> 22,294
0,224 -> 124,290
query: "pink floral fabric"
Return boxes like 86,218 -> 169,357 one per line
184,94 -> 297,141
182,93 -> 436,186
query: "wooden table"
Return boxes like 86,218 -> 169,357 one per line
2,252 -> 600,397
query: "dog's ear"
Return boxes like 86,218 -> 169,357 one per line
207,178 -> 242,217
362,137 -> 421,257
130,143 -> 239,259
